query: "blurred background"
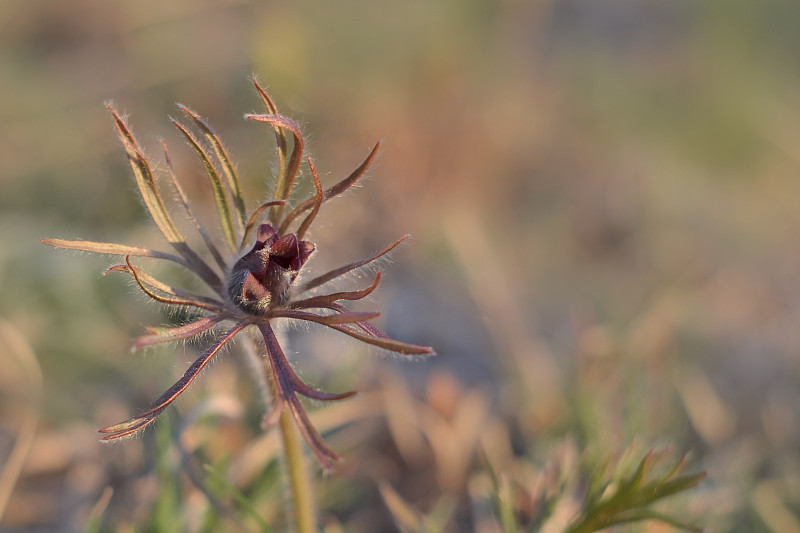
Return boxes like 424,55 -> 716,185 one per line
2,0 -> 800,531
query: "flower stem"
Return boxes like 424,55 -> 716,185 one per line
279,406 -> 317,533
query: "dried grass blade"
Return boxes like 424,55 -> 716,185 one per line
172,120 -> 238,251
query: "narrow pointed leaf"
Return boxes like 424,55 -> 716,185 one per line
296,157 -> 323,241
286,396 -> 339,469
179,105 -> 246,230
327,324 -> 434,356
104,264 -> 223,309
653,471 -> 708,499
106,105 -> 182,244
245,114 -> 304,224
42,239 -> 187,266
98,414 -> 159,440
279,141 -> 380,235
119,256 -> 223,312
130,324 -> 244,420
259,321 -> 357,402
301,235 -> 407,291
259,321 -> 352,469
289,273 -> 382,309
253,79 -> 288,208
274,309 -> 380,326
100,324 -> 244,441
240,200 -> 286,250
294,303 -> 388,339
104,106 -> 224,294
274,310 -> 432,356
135,316 -> 224,349
172,120 -> 238,250
328,302 -> 390,338
162,142 -> 227,271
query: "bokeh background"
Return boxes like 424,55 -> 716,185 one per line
2,0 -> 800,531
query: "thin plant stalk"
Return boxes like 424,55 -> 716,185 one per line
279,406 -> 316,533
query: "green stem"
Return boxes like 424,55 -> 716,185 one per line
279,404 -> 317,533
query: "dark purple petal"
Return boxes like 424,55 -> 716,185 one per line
241,271 -> 270,302
298,241 -> 315,266
257,223 -> 279,246
271,234 -> 299,269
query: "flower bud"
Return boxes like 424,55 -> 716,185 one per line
228,223 -> 314,313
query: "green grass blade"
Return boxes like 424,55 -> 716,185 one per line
203,463 -> 274,533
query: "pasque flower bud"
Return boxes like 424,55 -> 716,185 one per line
42,79 -> 433,469
228,223 -> 315,312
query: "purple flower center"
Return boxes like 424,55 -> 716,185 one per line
228,223 -> 315,312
